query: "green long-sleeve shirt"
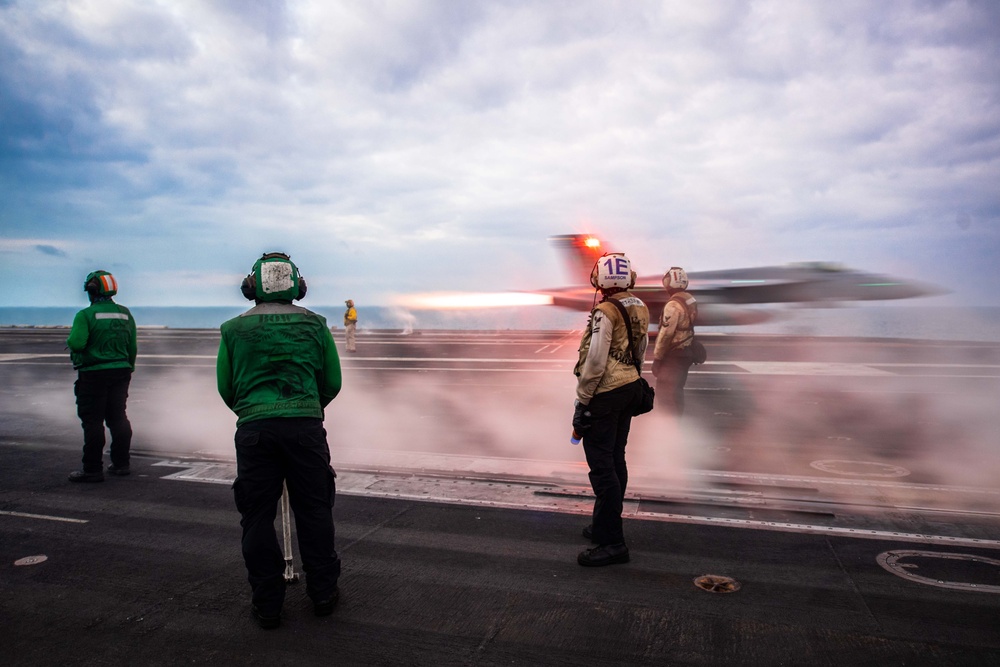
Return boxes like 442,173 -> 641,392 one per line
217,302 -> 342,426
67,300 -> 137,371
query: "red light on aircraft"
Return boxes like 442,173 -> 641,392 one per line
584,237 -> 601,249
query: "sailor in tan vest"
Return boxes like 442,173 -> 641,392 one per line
572,252 -> 649,567
652,267 -> 697,415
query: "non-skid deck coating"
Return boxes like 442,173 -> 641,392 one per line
3,445 -> 1000,666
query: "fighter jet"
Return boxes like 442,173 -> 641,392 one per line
544,233 -> 944,326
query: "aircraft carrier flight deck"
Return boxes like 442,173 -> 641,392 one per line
2,326 -> 999,665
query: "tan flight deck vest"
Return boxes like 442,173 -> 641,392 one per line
654,290 -> 697,359
574,292 -> 650,397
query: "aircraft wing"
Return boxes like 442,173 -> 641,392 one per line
533,285 -> 777,326
393,233 -> 942,328
685,263 -> 941,304
545,234 -> 944,325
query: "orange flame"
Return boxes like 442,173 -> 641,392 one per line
392,292 -> 554,310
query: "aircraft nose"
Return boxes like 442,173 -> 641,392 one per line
904,280 -> 950,299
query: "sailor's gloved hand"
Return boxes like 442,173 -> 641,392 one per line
651,358 -> 663,376
572,400 -> 593,434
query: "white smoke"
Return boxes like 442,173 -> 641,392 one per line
9,331 -> 997,518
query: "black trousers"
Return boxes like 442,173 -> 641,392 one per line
232,417 -> 340,615
75,368 -> 133,473
581,380 -> 642,546
654,356 -> 692,416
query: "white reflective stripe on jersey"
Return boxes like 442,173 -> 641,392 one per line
95,313 -> 130,321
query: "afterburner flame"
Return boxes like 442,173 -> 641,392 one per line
393,292 -> 554,310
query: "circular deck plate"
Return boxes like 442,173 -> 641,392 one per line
694,574 -> 741,593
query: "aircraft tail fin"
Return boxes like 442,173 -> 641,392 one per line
548,234 -> 613,286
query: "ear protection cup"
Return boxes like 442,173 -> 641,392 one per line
240,274 -> 256,301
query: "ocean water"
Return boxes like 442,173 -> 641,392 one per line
1,305 -> 999,342
0,305 -> 582,332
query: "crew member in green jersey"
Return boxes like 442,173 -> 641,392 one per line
67,270 -> 137,483
217,252 -> 343,629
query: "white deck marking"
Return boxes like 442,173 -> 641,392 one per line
877,550 -> 1000,593
156,458 -> 1000,549
0,510 -> 88,524
730,362 -> 896,376
630,512 -> 1000,550
0,354 -> 66,361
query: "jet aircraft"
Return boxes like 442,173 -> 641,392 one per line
544,234 -> 943,326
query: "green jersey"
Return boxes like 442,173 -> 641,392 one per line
217,302 -> 343,426
67,300 -> 137,371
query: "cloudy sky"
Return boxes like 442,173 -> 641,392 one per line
1,0 -> 998,308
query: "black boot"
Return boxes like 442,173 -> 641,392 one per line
578,543 -> 630,567
68,470 -> 104,483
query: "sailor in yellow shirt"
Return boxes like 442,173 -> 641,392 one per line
344,299 -> 357,352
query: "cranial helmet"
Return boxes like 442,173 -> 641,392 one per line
84,270 -> 118,297
240,252 -> 307,302
590,253 -> 636,290
663,266 -> 688,291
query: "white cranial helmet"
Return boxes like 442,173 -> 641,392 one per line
590,253 -> 636,290
663,266 -> 688,290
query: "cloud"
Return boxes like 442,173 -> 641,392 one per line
0,0 -> 998,307
33,244 -> 67,258
0,238 -> 73,255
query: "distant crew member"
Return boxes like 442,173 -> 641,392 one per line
652,267 -> 697,416
572,253 -> 649,567
66,270 -> 137,483
344,299 -> 357,352
217,252 -> 343,629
